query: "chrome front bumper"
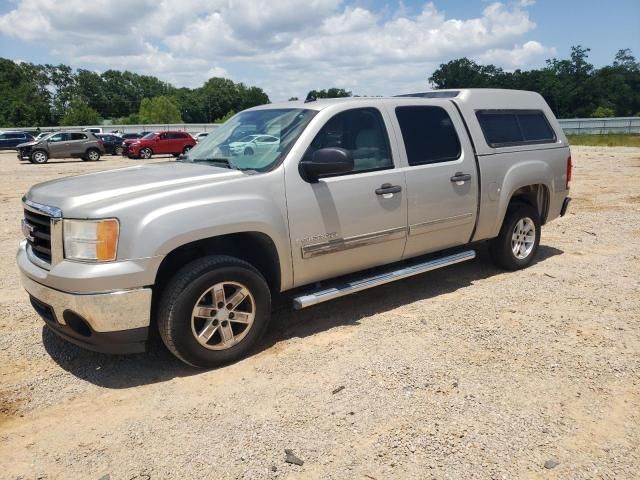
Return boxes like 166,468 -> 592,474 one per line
20,272 -> 151,354
20,272 -> 151,332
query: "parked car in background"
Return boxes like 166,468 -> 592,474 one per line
121,132 -> 154,155
16,131 -> 105,164
0,131 -> 34,149
126,131 -> 196,159
82,127 -> 103,134
96,133 -> 124,156
193,132 -> 209,142
229,134 -> 280,156
121,133 -> 143,141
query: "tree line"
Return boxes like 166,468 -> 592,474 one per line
2,46 -> 638,128
429,47 -> 640,118
0,58 -> 270,127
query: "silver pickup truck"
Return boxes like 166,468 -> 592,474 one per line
17,89 -> 571,368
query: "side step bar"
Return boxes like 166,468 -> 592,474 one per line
293,250 -> 476,309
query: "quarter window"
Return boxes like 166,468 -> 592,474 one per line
395,106 -> 461,165
70,133 -> 87,140
303,108 -> 393,175
476,110 -> 556,147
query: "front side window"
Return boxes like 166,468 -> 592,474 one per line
395,106 -> 461,165
180,108 -> 316,172
476,110 -> 556,147
48,133 -> 68,142
303,107 -> 393,175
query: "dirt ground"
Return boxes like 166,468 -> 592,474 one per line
0,147 -> 638,479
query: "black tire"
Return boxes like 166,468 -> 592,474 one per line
244,147 -> 254,156
489,203 -> 541,270
115,146 -> 123,156
157,255 -> 271,368
85,148 -> 101,161
30,150 -> 49,164
140,147 -> 152,159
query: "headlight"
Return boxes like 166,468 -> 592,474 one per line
63,219 -> 119,262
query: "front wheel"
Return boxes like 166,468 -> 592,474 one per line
30,150 -> 48,164
157,255 -> 271,368
139,148 -> 152,159
115,146 -> 123,156
489,203 -> 541,270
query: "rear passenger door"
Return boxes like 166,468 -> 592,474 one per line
388,101 -> 478,258
69,132 -> 89,156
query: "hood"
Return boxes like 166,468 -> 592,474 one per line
17,140 -> 42,148
25,161 -> 243,216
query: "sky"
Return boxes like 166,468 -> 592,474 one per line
0,0 -> 638,101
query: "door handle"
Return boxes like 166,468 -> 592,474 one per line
375,183 -> 402,195
450,172 -> 472,184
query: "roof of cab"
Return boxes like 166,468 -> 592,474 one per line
249,88 -> 549,112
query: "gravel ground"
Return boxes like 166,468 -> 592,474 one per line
0,147 -> 639,479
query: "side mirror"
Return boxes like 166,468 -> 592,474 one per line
299,147 -> 354,183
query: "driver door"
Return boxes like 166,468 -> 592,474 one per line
284,106 -> 408,287
46,132 -> 71,156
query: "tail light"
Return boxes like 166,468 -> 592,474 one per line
97,139 -> 104,145
566,155 -> 572,189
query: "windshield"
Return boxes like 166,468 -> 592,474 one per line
142,132 -> 156,140
179,108 -> 317,171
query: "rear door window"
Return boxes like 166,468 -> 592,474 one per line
476,110 -> 556,147
395,106 -> 461,165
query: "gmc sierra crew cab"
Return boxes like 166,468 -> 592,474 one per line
17,89 -> 572,368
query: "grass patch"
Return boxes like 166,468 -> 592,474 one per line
567,134 -> 640,147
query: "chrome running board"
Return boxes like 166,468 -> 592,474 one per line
293,250 -> 476,309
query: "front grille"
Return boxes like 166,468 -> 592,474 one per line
24,209 -> 52,263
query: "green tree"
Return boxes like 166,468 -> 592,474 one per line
306,88 -> 352,99
591,106 -> 615,118
138,96 -> 182,123
60,97 -> 100,126
215,110 -> 236,123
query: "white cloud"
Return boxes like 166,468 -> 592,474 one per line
0,0 -> 553,100
476,40 -> 556,68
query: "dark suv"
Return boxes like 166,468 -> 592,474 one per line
17,131 -> 106,164
0,131 -> 34,149
96,134 -> 124,155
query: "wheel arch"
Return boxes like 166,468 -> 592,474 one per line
153,231 -> 282,301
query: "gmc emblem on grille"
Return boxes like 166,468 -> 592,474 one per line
21,219 -> 35,242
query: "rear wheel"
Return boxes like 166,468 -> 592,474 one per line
30,150 -> 48,164
86,148 -> 101,161
489,203 -> 541,270
157,255 -> 271,368
140,148 -> 152,159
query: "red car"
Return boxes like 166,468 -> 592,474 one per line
126,131 -> 196,159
